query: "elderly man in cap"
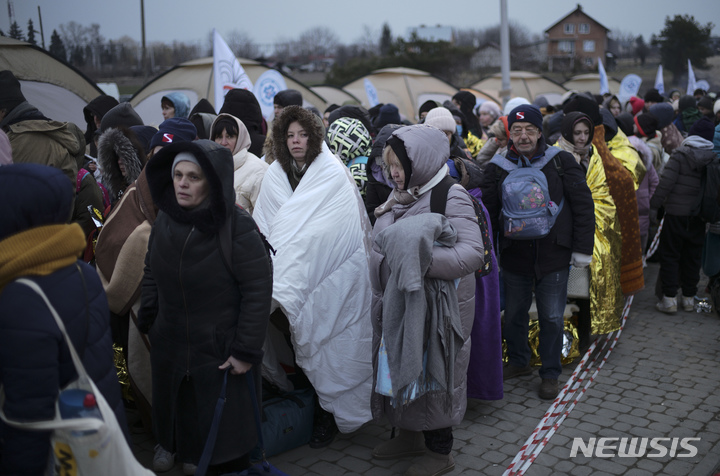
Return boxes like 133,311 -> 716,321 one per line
481,104 -> 595,399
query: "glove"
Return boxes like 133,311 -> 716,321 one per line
570,252 -> 592,268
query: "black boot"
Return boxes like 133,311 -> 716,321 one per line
309,405 -> 337,448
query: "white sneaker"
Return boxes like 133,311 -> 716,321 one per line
152,445 -> 175,473
682,296 -> 695,312
656,296 -> 677,314
183,463 -> 197,475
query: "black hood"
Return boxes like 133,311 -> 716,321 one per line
145,139 -> 234,235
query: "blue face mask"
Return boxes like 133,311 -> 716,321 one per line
456,125 -> 463,135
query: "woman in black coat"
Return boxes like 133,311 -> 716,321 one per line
138,140 -> 273,474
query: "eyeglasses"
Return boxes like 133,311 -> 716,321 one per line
509,127 -> 539,137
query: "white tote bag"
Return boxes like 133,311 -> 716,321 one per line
0,278 -> 155,476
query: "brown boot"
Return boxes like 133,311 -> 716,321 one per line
404,450 -> 455,476
372,429 -> 426,460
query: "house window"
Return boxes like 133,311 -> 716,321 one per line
579,23 -> 590,34
558,40 -> 575,53
583,40 -> 595,52
564,23 -> 575,34
584,57 -> 594,66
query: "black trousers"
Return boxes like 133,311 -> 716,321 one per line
423,427 -> 453,455
658,215 -> 706,298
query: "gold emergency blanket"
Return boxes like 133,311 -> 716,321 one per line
593,125 -> 644,295
501,318 -> 579,366
607,129 -> 647,189
113,344 -> 132,401
585,150 -> 623,334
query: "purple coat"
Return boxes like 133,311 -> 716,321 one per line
628,136 -> 659,237
467,188 -> 503,400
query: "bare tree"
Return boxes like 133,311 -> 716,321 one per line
296,26 -> 340,59
354,25 -> 379,55
87,23 -> 104,69
59,21 -> 88,54
227,29 -> 260,59
608,30 -> 636,59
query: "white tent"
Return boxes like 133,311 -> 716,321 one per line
342,67 -> 461,123
130,57 -> 328,126
471,71 -> 567,105
0,36 -> 103,127
563,74 -> 622,96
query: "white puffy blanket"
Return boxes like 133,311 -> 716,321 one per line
253,144 -> 373,432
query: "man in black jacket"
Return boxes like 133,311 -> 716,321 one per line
481,104 -> 595,399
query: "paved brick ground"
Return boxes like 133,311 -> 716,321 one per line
131,262 -> 720,475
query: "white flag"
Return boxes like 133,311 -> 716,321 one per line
364,78 -> 379,107
253,70 -> 288,122
597,57 -> 609,95
696,79 -> 710,94
686,59 -> 697,95
654,65 -> 664,96
617,74 -> 642,104
213,29 -> 253,111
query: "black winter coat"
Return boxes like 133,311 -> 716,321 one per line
0,263 -> 127,476
138,140 -> 272,465
481,137 -> 595,278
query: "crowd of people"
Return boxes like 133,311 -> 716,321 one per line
1,65 -> 719,476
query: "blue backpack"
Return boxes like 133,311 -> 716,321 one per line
490,147 -> 564,240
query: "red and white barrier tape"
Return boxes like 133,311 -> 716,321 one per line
644,217 -> 664,261
503,295 -> 634,476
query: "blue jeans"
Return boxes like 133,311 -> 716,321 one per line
503,268 -> 568,379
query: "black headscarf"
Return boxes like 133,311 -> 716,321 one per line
560,112 -> 595,145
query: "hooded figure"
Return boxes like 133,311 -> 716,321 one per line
676,95 -> 702,133
326,117 -> 372,196
0,70 -> 84,184
365,124 -> 403,223
0,163 -> 128,475
273,89 -> 303,109
219,89 -> 266,157
97,127 -> 147,204
567,96 -> 645,296
554,112 -> 624,340
253,105 -> 374,437
650,117 -> 716,314
452,90 -> 482,138
161,92 -> 191,119
83,95 -> 119,156
137,140 -> 273,471
369,124 -> 484,475
188,99 -> 217,140
328,104 -> 374,136
210,113 -> 268,214
99,103 -> 144,134
373,103 -> 402,131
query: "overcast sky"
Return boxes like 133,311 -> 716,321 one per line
9,0 -> 720,50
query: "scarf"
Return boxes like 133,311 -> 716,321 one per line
374,164 -> 449,218
557,136 -> 592,170
592,125 -> 644,295
0,224 -> 85,292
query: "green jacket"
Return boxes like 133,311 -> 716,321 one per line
6,119 -> 84,183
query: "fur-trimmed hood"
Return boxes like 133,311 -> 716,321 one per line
145,139 -> 234,235
97,127 -> 145,202
272,105 -> 324,174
